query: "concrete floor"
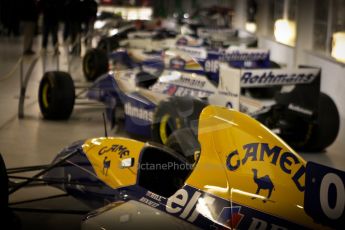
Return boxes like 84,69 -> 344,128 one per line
0,35 -> 344,229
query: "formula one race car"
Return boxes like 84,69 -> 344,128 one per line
38,47 -> 339,152
85,22 -> 256,81
2,106 -> 344,229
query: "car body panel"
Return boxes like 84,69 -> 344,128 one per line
82,137 -> 145,189
42,106 -> 342,229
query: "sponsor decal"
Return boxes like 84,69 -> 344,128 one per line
139,196 -> 160,208
170,57 -> 186,69
218,91 -> 238,98
288,104 -> 313,116
166,188 -> 211,222
98,144 -> 130,158
216,206 -> 244,229
304,162 -> 345,228
146,191 -> 164,202
157,186 -> 301,229
124,102 -> 154,122
176,46 -> 207,59
173,86 -> 212,98
102,156 -> 111,176
205,59 -> 220,73
241,71 -> 316,86
220,50 -> 269,62
226,143 -> 305,192
179,76 -> 206,88
251,168 -> 275,202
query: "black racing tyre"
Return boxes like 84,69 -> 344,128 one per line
97,38 -> 110,52
38,71 -> 75,120
166,128 -> 200,163
297,93 -> 340,152
151,101 -> 184,145
0,154 -> 8,210
97,37 -> 119,53
151,97 -> 207,145
83,48 -> 108,81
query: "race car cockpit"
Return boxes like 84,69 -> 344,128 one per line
137,145 -> 193,197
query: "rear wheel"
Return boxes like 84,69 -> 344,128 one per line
151,102 -> 183,145
38,71 -> 75,120
297,93 -> 340,152
83,48 -> 108,81
151,97 -> 207,145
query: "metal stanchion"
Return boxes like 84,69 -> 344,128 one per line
16,31 -> 95,119
18,56 -> 40,119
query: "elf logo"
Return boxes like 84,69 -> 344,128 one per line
166,188 -> 215,222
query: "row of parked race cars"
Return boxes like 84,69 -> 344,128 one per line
39,19 -> 338,152
2,12 -> 344,229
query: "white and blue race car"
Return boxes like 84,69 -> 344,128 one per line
38,47 -> 339,152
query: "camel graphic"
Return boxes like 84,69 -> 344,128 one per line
251,168 -> 275,202
103,156 -> 111,176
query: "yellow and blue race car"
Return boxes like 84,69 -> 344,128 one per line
2,106 -> 344,229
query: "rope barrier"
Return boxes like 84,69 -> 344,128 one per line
0,56 -> 23,82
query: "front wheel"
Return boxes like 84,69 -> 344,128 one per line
83,48 -> 108,82
38,71 -> 75,120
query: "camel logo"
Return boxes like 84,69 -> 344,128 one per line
103,156 -> 111,176
98,144 -> 130,158
251,168 -> 275,202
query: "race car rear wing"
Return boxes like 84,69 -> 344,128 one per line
218,64 -> 321,117
171,46 -> 271,81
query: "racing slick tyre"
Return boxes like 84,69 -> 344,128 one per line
151,97 -> 207,145
166,128 -> 200,163
0,154 -> 8,210
83,48 -> 108,81
297,93 -> 340,152
38,71 -> 75,120
97,37 -> 119,53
